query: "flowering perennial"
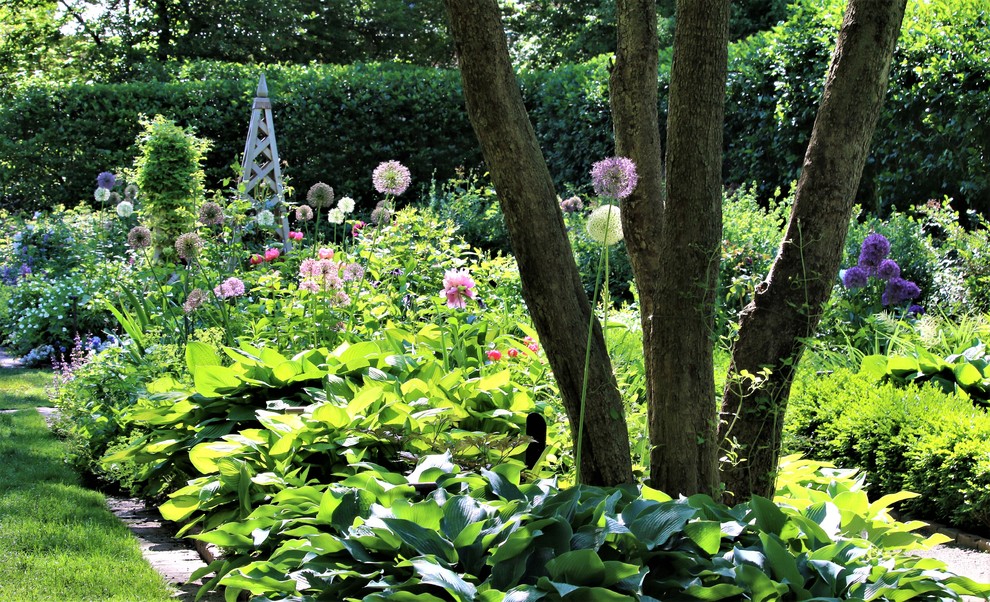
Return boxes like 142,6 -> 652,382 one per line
295,205 -> 314,221
337,196 -> 356,214
372,160 -> 411,196
441,268 -> 478,309
307,183 -> 334,208
175,232 -> 204,260
94,187 -> 110,203
560,196 -> 584,213
97,172 -> 117,190
591,157 -> 638,199
127,226 -> 152,250
183,288 -> 207,313
842,233 -> 921,309
214,277 -> 246,299
116,201 -> 134,218
256,210 -> 275,227
586,204 -> 624,245
198,202 -> 224,226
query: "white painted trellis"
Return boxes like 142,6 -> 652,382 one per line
241,73 -> 291,249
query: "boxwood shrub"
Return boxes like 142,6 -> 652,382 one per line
785,367 -> 990,534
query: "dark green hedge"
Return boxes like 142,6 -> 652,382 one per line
0,61 -> 613,214
2,0 -> 988,216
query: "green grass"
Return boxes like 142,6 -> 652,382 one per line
0,397 -> 176,600
0,368 -> 53,409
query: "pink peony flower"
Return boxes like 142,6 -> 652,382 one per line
524,336 -> 539,353
506,347 -> 520,358
250,254 -> 264,265
264,248 -> 281,262
318,248 -> 334,260
486,349 -> 502,362
289,231 -> 304,241
441,268 -> 478,309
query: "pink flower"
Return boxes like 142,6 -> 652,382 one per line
352,220 -> 366,237
250,254 -> 264,265
524,336 -> 539,353
506,347 -> 519,358
441,268 -> 478,309
318,247 -> 334,260
214,277 -> 246,299
486,349 -> 502,362
264,248 -> 281,262
289,231 -> 304,241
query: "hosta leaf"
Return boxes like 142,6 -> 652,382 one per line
805,501 -> 841,536
748,495 -> 788,535
194,364 -> 242,398
312,403 -> 350,429
684,520 -> 722,555
219,562 -> 297,595
382,518 -> 456,563
160,494 -> 200,522
858,355 -> 888,380
684,582 -> 747,600
952,361 -> 983,387
600,561 -> 643,587
408,557 -> 478,601
478,370 -> 510,391
363,593 -> 447,602
441,495 -> 487,541
759,532 -> 808,595
546,549 -> 605,586
627,503 -> 696,549
186,341 -> 220,373
390,499 -> 444,531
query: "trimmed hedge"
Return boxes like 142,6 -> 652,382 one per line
0,61 -> 612,214
3,0 -> 989,216
784,367 -> 990,534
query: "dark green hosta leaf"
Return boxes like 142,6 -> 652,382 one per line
441,495 -> 488,541
748,495 -> 788,535
758,532 -> 810,597
362,592 -> 447,602
627,502 -> 697,549
407,556 -> 478,601
220,561 -> 298,596
536,578 -> 636,601
546,549 -> 605,586
683,581 -> 747,600
381,517 -> 456,563
482,467 -> 525,501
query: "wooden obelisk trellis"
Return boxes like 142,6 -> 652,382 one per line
241,73 -> 291,249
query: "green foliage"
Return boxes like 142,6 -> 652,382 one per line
724,0 -> 990,215
785,367 -> 990,533
860,340 -> 990,408
426,170 -> 510,255
133,115 -> 208,260
183,455 -> 980,601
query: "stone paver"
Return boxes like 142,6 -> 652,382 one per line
106,497 -> 226,602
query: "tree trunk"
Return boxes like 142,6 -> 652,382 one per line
719,0 -> 908,502
444,0 -> 634,486
612,0 -> 729,496
155,0 -> 172,61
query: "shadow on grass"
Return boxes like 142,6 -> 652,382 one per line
0,410 -> 176,601
0,368 -> 53,410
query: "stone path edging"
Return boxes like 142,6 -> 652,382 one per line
106,497 -> 225,601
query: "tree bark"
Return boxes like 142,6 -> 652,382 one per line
612,0 -> 729,496
444,0 -> 634,486
719,0 -> 908,502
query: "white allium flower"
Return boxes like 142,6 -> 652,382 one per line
256,209 -> 275,227
116,200 -> 134,218
94,187 -> 111,203
327,208 -> 345,224
586,204 -> 624,246
337,196 -> 355,214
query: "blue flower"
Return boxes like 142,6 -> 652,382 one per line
857,233 -> 891,272
97,171 -> 117,189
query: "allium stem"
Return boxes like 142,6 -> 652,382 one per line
576,234 -> 610,484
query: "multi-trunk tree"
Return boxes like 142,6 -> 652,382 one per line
444,0 -> 907,500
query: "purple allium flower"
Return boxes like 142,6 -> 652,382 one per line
908,304 -> 925,316
183,288 -> 207,313
97,172 -> 117,189
841,266 -> 869,289
857,233 -> 891,272
295,205 -> 314,221
198,202 -> 225,226
127,226 -> 152,250
876,258 -> 900,281
370,201 -> 392,225
307,183 -> 334,208
560,195 -> 584,213
881,277 -> 921,306
591,157 -> 638,199
342,263 -> 364,281
372,160 -> 412,196
175,232 -> 204,260
214,277 -> 246,299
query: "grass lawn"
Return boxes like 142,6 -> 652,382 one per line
0,371 -> 176,602
0,368 -> 53,409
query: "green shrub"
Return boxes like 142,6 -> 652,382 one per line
133,115 -> 208,261
426,169 -> 510,254
785,366 -> 990,533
